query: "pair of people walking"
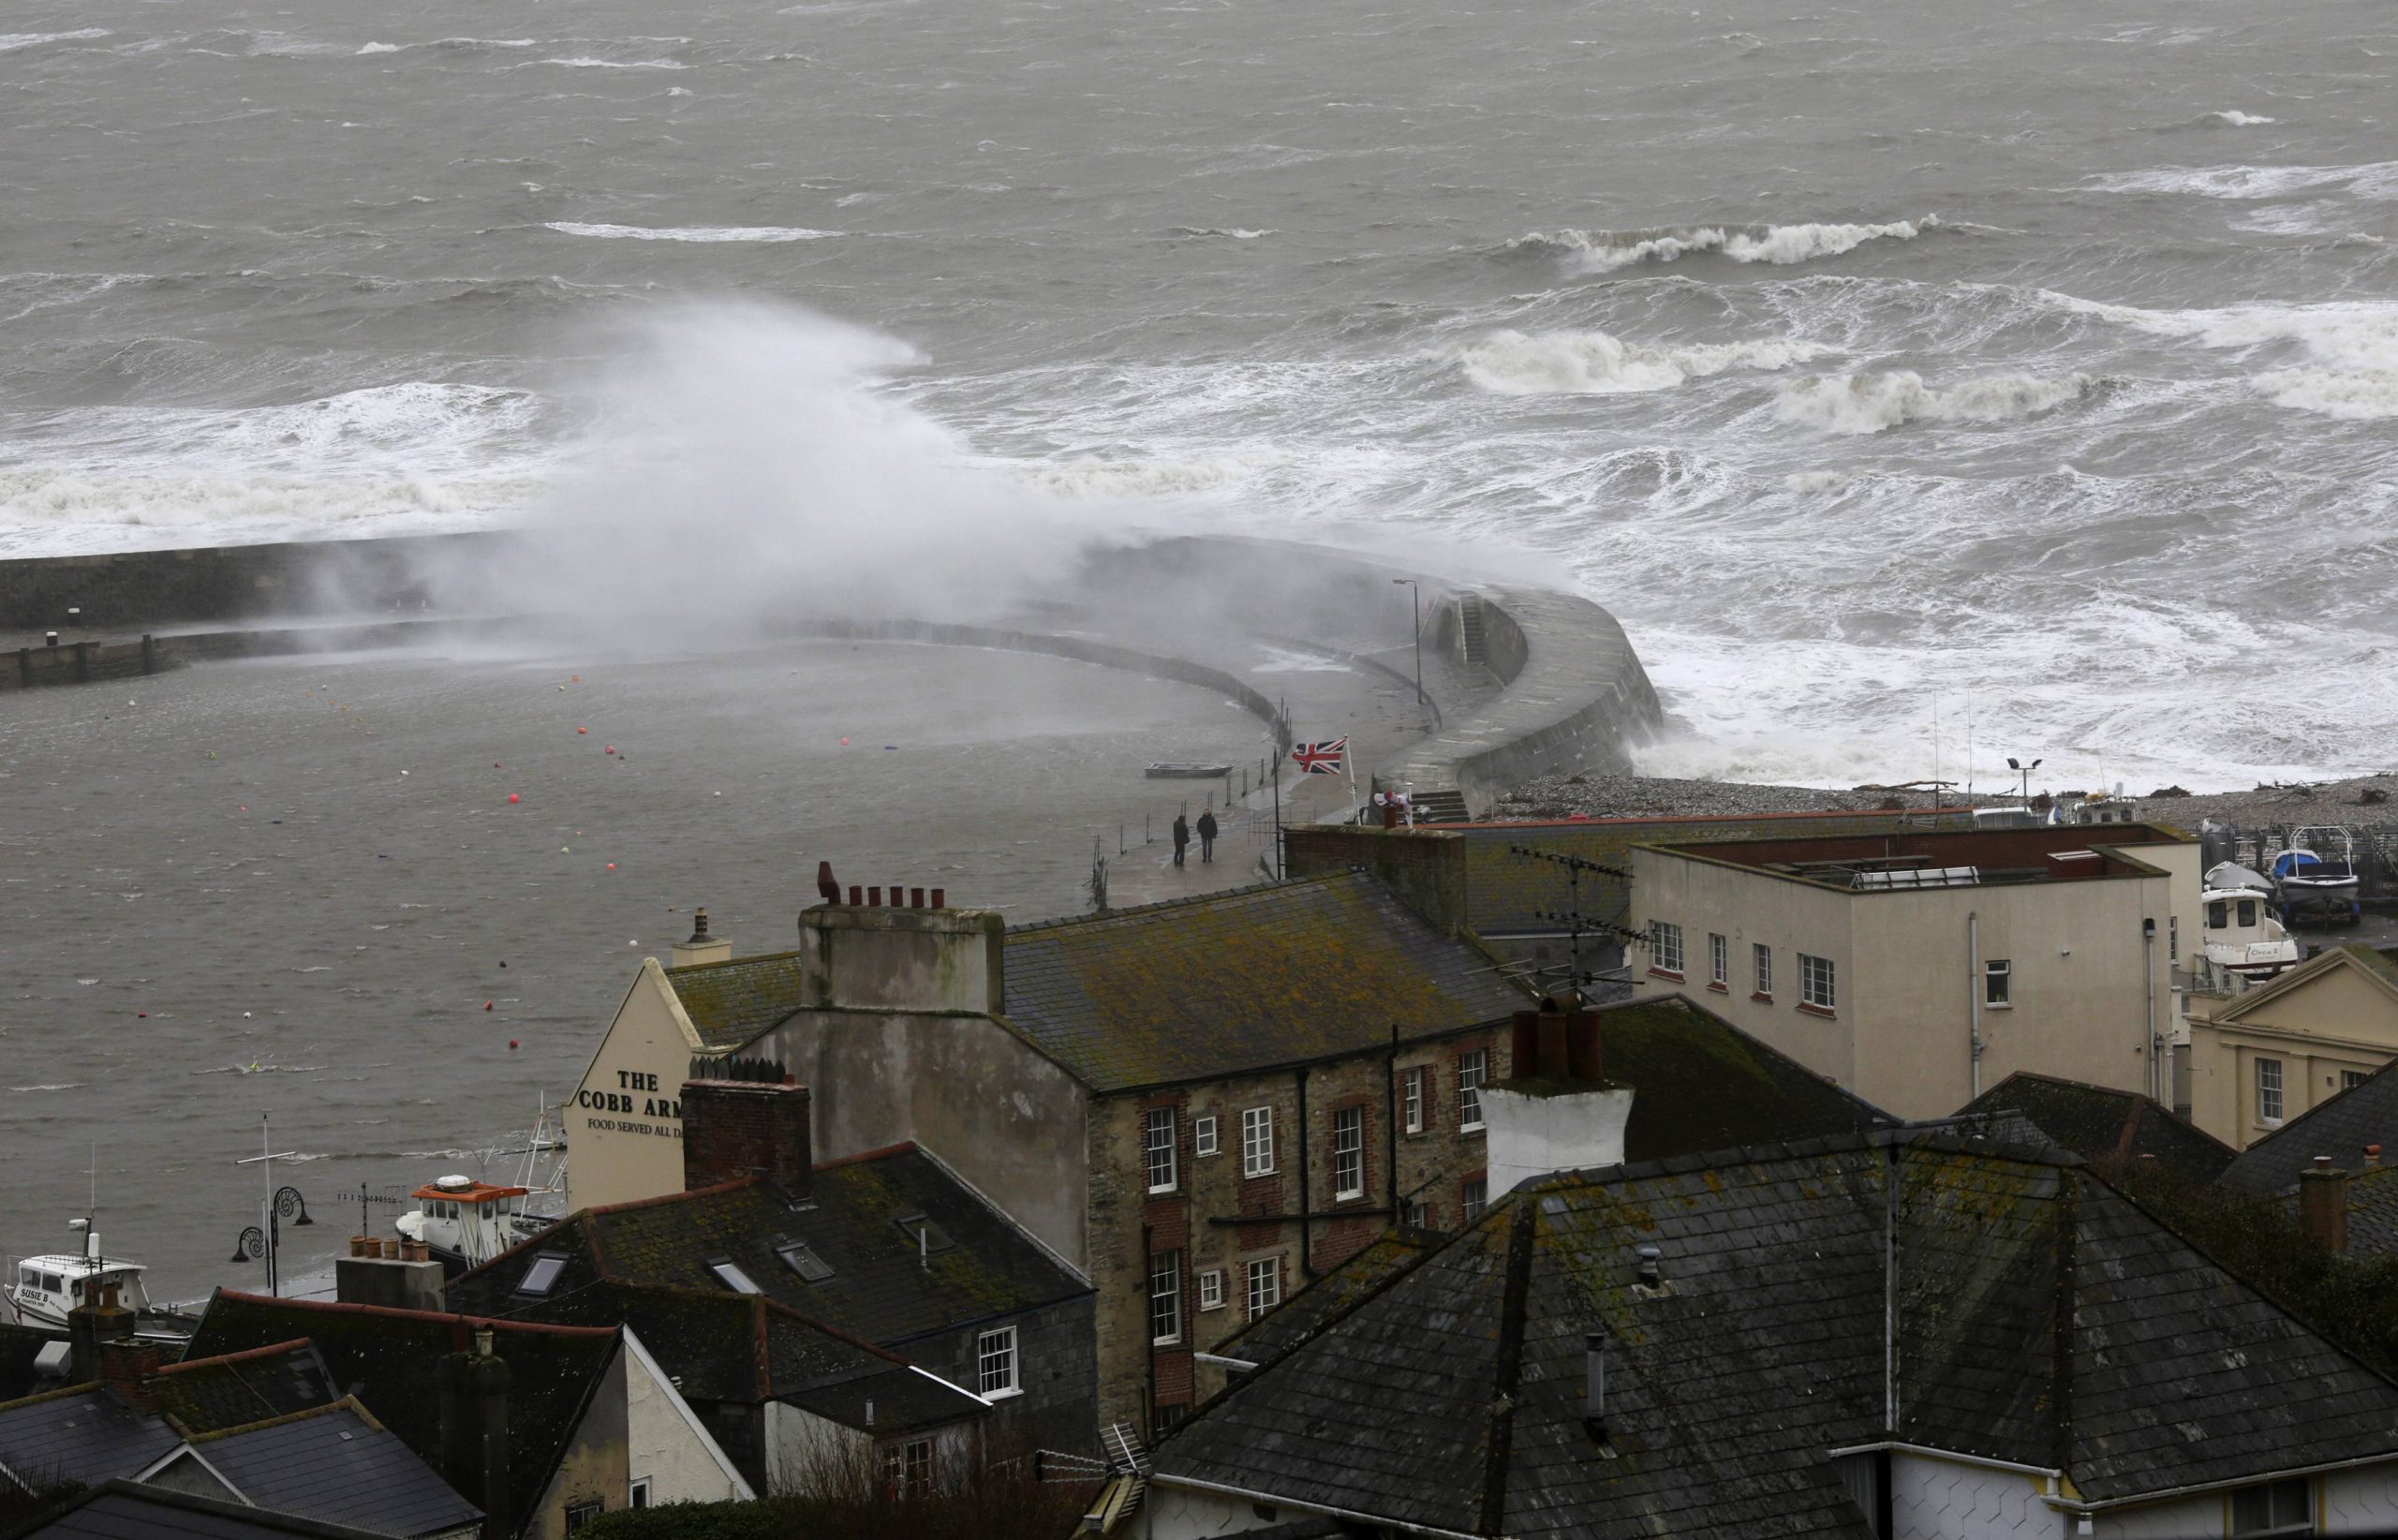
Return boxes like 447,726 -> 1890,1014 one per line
1172,808 -> 1219,866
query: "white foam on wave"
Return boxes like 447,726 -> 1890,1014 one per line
1515,215 -> 1936,274
534,55 -> 687,69
1169,227 -> 1273,240
2080,296 -> 2398,418
0,27 -> 110,52
1008,455 -> 1276,498
1454,327 -> 1826,395
2088,161 -> 2398,199
1775,370 -> 2099,434
545,221 -> 836,243
357,41 -> 402,54
2254,369 -> 2398,420
2209,110 -> 2278,126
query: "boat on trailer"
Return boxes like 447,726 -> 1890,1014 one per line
2270,827 -> 2362,925
2198,863 -> 2302,989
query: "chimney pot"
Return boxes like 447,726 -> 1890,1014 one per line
2368,1144 -> 2383,1168
867,886 -> 881,907
1583,1330 -> 1606,1435
848,885 -> 862,905
931,888 -> 945,910
691,909 -> 711,940
910,887 -> 925,910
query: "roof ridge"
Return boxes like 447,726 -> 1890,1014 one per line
208,1289 -> 618,1339
587,1176 -> 760,1217
187,1395 -> 365,1444
155,1337 -> 313,1377
1004,871 -> 1347,934
811,1140 -> 918,1172
665,946 -> 806,977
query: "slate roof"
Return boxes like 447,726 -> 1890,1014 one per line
188,1399 -> 481,1539
1958,1071 -> 2235,1186
452,1276 -> 986,1435
13,1480 -> 402,1540
1214,1233 -> 1437,1367
2268,1162 -> 2398,1261
0,1325 -> 61,1406
0,1384 -> 178,1489
1155,1131 -> 2398,1535
1589,996 -> 1898,1158
451,1147 -> 1086,1353
153,1340 -> 337,1435
182,1294 -> 619,1538
1001,872 -> 1530,1092
664,949 -> 814,1050
2221,1052 -> 2398,1195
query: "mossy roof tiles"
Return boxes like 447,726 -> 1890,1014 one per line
153,1340 -> 336,1435
664,950 -> 814,1050
1591,996 -> 1898,1157
1002,872 -> 1530,1091
1157,1132 -> 2398,1533
453,1149 -> 1086,1351
1960,1071 -> 2235,1186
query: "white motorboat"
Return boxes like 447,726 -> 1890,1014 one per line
2271,827 -> 2363,925
5,1222 -> 195,1341
2197,862 -> 2301,989
393,1099 -> 570,1271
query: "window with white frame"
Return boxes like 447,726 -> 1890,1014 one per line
2257,1058 -> 2284,1124
630,1478 -> 651,1510
1708,933 -> 1728,987
1403,1066 -> 1427,1134
2230,1476 -> 2311,1537
1457,1049 -> 1487,1132
1402,1197 -> 1430,1229
1197,1268 -> 1224,1310
1984,958 -> 2012,1008
1650,921 -> 1684,976
1149,1251 -> 1182,1344
1242,1106 -> 1276,1177
976,1325 -> 1018,1397
1461,1177 -> 1488,1222
1332,1106 -> 1365,1200
1144,1106 -> 1177,1192
1245,1257 -> 1280,1320
2346,1070 -> 2372,1091
882,1439 -> 934,1494
708,1260 -> 762,1295
1753,942 -> 1772,997
1193,1115 -> 1219,1157
1799,953 -> 1836,1012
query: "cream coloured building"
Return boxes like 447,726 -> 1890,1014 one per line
2183,943 -> 2398,1150
1628,823 -> 2199,1120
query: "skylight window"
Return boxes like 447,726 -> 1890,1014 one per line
709,1259 -> 763,1295
892,1213 -> 955,1254
777,1241 -> 834,1283
516,1253 -> 567,1296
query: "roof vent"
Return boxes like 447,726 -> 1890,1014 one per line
436,1175 -> 472,1192
1583,1330 -> 1607,1441
1636,1246 -> 1662,1287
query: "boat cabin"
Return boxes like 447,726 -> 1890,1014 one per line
2197,866 -> 2302,992
395,1176 -> 531,1271
7,1251 -> 155,1332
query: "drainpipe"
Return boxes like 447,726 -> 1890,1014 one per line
1967,911 -> 1983,1100
1295,1065 -> 1314,1281
1385,1024 -> 1400,1224
2143,916 -> 2160,1104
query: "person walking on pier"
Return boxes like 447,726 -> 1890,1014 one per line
1196,807 -> 1218,863
1172,812 -> 1191,867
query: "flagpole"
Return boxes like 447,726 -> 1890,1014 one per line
1271,752 -> 1282,880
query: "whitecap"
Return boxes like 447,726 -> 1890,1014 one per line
2086,161 -> 2398,200
1169,227 -> 1274,240
544,221 -> 837,243
1775,371 -> 2100,434
1454,328 -> 1825,395
534,55 -> 687,69
357,41 -> 401,54
0,28 -> 110,52
2208,110 -> 2277,126
2254,369 -> 2398,420
1512,215 -> 1935,274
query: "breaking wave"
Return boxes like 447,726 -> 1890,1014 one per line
2254,369 -> 2398,420
1453,327 -> 1826,395
1168,227 -> 1273,240
1510,216 -> 1936,274
533,55 -> 687,69
544,221 -> 837,243
1774,370 -> 2100,434
0,28 -> 110,52
2208,110 -> 2278,126
2087,161 -> 2398,199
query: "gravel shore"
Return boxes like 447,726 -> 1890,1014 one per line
1495,772 -> 2398,830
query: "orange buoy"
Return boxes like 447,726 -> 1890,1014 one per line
483,1000 -> 493,1011
577,727 -> 587,734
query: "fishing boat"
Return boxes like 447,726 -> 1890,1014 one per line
393,1100 -> 569,1272
1144,763 -> 1232,779
6,1221 -> 197,1341
2196,862 -> 2301,989
2271,827 -> 2363,925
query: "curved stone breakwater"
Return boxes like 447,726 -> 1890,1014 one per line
0,531 -> 1665,799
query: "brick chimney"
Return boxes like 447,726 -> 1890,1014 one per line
439,1326 -> 511,1540
97,1337 -> 164,1413
67,1280 -> 138,1385
672,907 -> 733,968
682,1076 -> 813,1196
2300,1156 -> 2349,1253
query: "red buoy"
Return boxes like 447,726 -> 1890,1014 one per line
483,1000 -> 494,1011
507,792 -> 521,805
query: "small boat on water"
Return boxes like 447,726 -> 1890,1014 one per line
393,1102 -> 569,1272
5,1221 -> 198,1341
2197,862 -> 2301,989
2270,827 -> 2363,925
1145,763 -> 1232,779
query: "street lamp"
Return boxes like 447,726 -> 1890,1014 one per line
2006,756 -> 2043,807
1392,579 -> 1423,708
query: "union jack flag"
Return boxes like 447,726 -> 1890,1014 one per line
1291,738 -> 1347,775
